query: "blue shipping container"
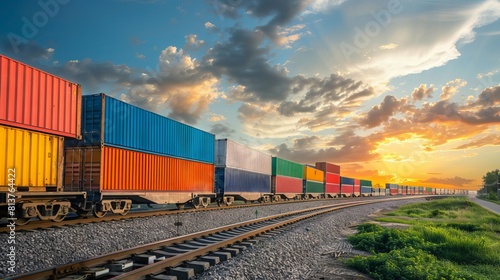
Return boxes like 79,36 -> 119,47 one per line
68,93 -> 214,163
215,167 -> 271,194
340,176 -> 354,184
361,186 -> 372,194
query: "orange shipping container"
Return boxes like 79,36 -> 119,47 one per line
303,165 -> 324,182
64,146 -> 214,194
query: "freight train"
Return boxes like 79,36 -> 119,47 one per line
0,54 -> 468,224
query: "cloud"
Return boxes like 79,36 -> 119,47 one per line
0,39 -> 54,62
278,100 -> 317,117
205,22 -> 216,29
269,129 -> 379,165
122,46 -> 220,124
440,79 -> 467,100
422,176 -> 474,187
411,84 -> 435,101
204,28 -> 292,102
210,123 -> 235,137
359,95 -> 407,128
184,34 -> 205,50
454,134 -> 500,150
473,85 -> 500,106
136,53 -> 146,59
379,43 -> 399,50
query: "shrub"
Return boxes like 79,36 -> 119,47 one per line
346,247 -> 475,280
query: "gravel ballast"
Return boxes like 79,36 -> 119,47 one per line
0,198 -> 426,278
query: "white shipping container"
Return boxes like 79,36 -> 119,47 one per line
215,139 -> 272,175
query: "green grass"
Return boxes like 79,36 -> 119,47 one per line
345,197 -> 500,280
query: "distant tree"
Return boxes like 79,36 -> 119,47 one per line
481,169 -> 499,201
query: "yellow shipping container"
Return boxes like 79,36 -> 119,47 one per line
0,125 -> 63,192
303,165 -> 324,182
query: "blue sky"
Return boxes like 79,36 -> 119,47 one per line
1,0 -> 499,190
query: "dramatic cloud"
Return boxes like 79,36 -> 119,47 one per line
278,100 -> 317,117
204,28 -> 291,102
360,95 -> 407,128
411,84 -> 435,101
473,85 -> 500,106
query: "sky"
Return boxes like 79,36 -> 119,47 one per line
1,0 -> 499,191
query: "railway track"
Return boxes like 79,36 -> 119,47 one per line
0,196 -> 393,233
10,196 -> 417,280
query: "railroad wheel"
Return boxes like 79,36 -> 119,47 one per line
15,218 -> 31,226
92,202 -> 108,218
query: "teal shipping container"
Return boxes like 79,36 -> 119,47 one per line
68,93 -> 214,163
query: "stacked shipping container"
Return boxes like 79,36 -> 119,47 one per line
65,93 -> 216,206
386,183 -> 398,196
214,139 -> 272,202
272,157 -> 303,200
315,162 -> 340,198
303,165 -> 324,198
340,176 -> 354,197
0,54 -> 86,221
360,180 -> 372,196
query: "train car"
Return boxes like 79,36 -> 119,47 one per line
303,165 -> 324,199
426,187 -> 433,195
315,162 -> 340,198
0,54 -> 82,139
272,157 -> 303,201
353,179 -> 361,197
340,176 -> 354,197
0,125 -> 87,223
215,139 -> 272,204
65,93 -> 216,215
360,180 -> 372,196
386,183 -> 398,196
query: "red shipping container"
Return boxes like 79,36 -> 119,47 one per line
390,189 -> 398,195
341,185 -> 353,196
325,183 -> 340,194
0,55 -> 81,138
315,162 -> 340,174
272,175 -> 303,194
325,173 -> 340,184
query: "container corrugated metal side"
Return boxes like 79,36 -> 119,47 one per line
303,166 -> 324,182
360,179 -> 372,195
0,125 -> 63,191
340,176 -> 354,195
272,175 -> 302,194
69,93 -> 214,163
215,139 -> 271,174
354,179 -> 361,194
272,157 -> 303,178
215,167 -> 271,193
64,146 -> 214,193
303,180 -> 324,193
426,187 -> 432,194
0,55 -> 81,139
325,183 -> 340,194
315,162 -> 340,174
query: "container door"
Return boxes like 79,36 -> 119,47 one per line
214,167 -> 225,197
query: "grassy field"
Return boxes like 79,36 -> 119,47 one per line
345,197 -> 500,280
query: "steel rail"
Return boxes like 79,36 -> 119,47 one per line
0,195 -> 400,233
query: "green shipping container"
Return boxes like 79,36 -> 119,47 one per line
303,180 -> 324,193
272,157 -> 303,178
360,180 -> 372,187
